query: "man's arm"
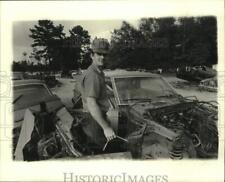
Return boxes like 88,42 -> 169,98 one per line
87,97 -> 116,141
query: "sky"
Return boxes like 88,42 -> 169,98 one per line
13,19 -> 139,62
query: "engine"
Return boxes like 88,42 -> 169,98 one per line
142,101 -> 218,159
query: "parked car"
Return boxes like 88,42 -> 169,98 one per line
199,77 -> 217,92
176,66 -> 216,82
71,69 -> 83,79
54,72 -> 62,80
12,72 -> 25,80
14,69 -> 218,160
43,74 -> 58,88
72,70 -> 218,159
71,71 -> 79,79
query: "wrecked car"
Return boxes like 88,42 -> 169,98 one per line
13,70 -> 218,161
12,71 -> 25,80
13,79 -> 82,161
199,77 -> 217,92
72,71 -> 218,159
176,66 -> 216,82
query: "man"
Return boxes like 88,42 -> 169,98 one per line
80,38 -> 116,150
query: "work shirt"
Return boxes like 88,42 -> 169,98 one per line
80,63 -> 109,113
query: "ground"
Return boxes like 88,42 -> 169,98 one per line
51,79 -> 76,108
50,73 -> 217,108
164,74 -> 216,102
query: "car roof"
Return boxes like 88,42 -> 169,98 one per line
104,70 -> 160,78
13,79 -> 45,87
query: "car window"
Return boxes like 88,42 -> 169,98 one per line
13,84 -> 52,110
114,77 -> 177,104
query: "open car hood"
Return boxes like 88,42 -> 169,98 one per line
129,97 -> 183,115
14,95 -> 64,126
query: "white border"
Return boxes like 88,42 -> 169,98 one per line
0,1 -> 224,182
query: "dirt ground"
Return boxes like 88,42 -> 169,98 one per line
51,74 -> 217,108
51,78 -> 76,108
163,74 -> 217,102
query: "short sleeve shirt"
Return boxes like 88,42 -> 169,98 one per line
80,63 -> 109,113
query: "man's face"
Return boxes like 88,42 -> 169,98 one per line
92,52 -> 107,67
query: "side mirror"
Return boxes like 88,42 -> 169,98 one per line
106,108 -> 119,134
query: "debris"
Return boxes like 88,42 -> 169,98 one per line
14,109 -> 35,160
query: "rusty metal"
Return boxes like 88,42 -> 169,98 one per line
102,135 -> 128,151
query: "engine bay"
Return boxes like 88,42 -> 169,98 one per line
131,101 -> 218,159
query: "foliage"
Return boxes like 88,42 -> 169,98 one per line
61,25 -> 91,70
108,16 -> 217,70
28,20 -> 91,72
29,20 -> 65,66
14,17 -> 217,72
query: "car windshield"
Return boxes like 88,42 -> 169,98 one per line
13,84 -> 52,110
114,76 -> 177,104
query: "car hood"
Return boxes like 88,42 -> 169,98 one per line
129,97 -> 183,116
14,95 -> 64,127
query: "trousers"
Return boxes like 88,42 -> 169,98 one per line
80,112 -> 107,150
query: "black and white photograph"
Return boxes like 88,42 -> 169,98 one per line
0,1 -> 224,182
12,17 -> 218,161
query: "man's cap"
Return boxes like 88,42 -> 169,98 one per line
91,37 -> 110,54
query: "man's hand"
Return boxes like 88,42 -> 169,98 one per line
103,126 -> 116,141
87,97 -> 116,141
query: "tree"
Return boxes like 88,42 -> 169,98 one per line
29,20 -> 65,67
107,16 -> 217,70
108,18 -> 177,70
139,17 -> 177,69
176,16 -> 217,67
68,25 -> 91,68
57,25 -> 91,71
12,61 -> 28,72
22,51 -> 29,64
197,16 -> 217,65
29,21 -> 91,71
107,21 -> 144,69
30,47 -> 41,62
